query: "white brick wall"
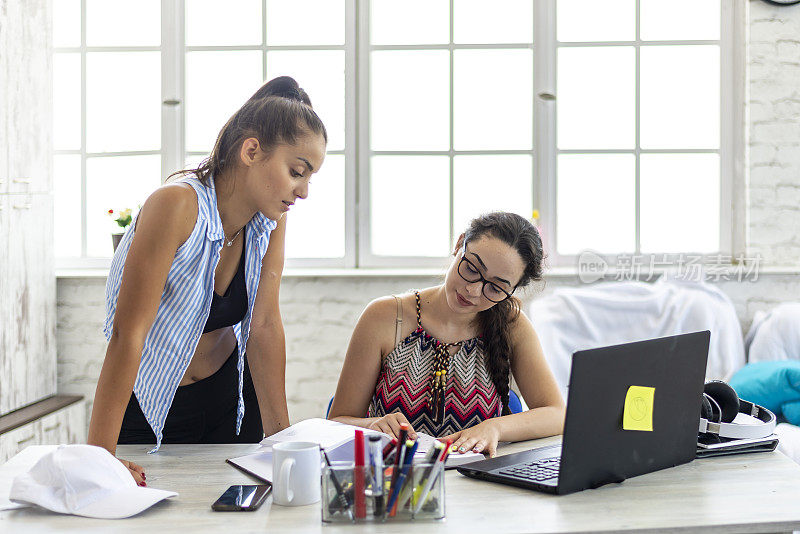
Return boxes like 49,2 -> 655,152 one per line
57,276 -> 442,431
57,271 -> 798,431
56,2 -> 800,436
748,0 -> 800,265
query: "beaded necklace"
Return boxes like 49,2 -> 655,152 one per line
415,291 -> 465,424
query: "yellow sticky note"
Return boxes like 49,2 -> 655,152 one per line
623,386 -> 655,432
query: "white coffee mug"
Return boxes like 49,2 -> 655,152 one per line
272,441 -> 321,506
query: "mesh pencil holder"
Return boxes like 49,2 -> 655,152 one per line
321,461 -> 445,523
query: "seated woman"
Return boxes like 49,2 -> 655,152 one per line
329,212 -> 565,457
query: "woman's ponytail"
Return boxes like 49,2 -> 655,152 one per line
170,75 -> 326,186
463,212 -> 545,415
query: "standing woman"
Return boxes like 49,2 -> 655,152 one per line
329,212 -> 564,457
88,76 -> 326,485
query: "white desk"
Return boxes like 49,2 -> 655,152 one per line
3,437 -> 800,533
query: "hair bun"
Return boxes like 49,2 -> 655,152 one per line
249,76 -> 312,107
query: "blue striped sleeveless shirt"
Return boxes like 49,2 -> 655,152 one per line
104,175 -> 278,453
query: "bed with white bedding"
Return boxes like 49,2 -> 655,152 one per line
527,277 -> 800,463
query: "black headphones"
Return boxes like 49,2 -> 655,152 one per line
699,381 -> 776,441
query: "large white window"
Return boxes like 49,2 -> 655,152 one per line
549,0 -> 732,266
53,0 -> 163,261
361,0 -> 535,267
182,0 -> 351,264
53,0 -> 735,270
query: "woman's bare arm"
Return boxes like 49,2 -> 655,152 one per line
87,184 -> 196,458
444,311 -> 565,456
327,298 -> 419,438
245,217 -> 291,437
489,311 -> 566,442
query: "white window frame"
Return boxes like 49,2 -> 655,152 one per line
176,0 -> 358,269
55,0 -> 743,272
540,0 -> 743,269
55,0 -> 357,270
54,0 -> 165,269
356,0 -> 538,269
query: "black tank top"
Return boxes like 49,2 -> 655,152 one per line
203,232 -> 248,333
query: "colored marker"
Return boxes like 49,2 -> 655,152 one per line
322,448 -> 353,520
387,439 -> 418,517
382,437 -> 398,461
399,440 -> 445,511
387,424 -> 410,499
354,429 -> 366,519
368,434 -> 385,517
412,439 -> 452,515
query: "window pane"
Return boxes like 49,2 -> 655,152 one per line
185,51 -> 263,153
267,51 -> 345,151
454,0 -> 533,44
453,49 -> 532,150
370,0 -> 449,45
267,0 -> 344,46
86,0 -> 160,46
557,154 -> 635,254
53,0 -> 81,48
54,155 -> 82,258
640,154 -> 719,253
640,0 -> 720,41
371,51 -> 449,151
86,52 -> 161,153
557,0 -> 635,42
558,47 -> 634,150
184,154 -> 209,170
453,155 -> 532,235
371,156 -> 449,256
86,155 -> 161,257
640,45 -> 719,149
285,155 -> 345,258
53,53 -> 81,151
186,0 -> 262,46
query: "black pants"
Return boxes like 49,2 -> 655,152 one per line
118,346 -> 263,445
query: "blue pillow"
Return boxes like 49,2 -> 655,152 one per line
781,400 -> 800,426
729,360 -> 800,414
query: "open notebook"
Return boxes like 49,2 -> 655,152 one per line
227,418 -> 483,483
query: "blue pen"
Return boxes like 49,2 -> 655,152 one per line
386,439 -> 418,516
385,438 -> 410,514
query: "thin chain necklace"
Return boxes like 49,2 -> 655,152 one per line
224,227 -> 244,247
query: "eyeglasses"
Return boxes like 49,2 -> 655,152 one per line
457,244 -> 515,303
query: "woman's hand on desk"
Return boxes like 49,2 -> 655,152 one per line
118,458 -> 147,487
443,420 -> 500,458
367,413 -> 418,440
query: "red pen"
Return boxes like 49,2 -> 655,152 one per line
382,437 -> 398,461
354,429 -> 366,519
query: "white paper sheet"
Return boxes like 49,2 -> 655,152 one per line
226,450 -> 273,483
227,420 -> 483,481
259,418 -> 385,450
415,432 -> 485,467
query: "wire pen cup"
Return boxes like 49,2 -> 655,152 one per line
321,461 -> 445,522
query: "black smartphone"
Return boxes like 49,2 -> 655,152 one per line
211,484 -> 272,511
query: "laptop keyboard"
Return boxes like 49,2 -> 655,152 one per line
497,457 -> 560,482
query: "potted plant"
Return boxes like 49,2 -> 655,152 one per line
108,208 -> 133,252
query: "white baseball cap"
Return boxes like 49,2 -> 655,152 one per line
9,444 -> 177,519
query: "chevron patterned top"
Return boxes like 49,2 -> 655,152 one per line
367,294 -> 502,437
